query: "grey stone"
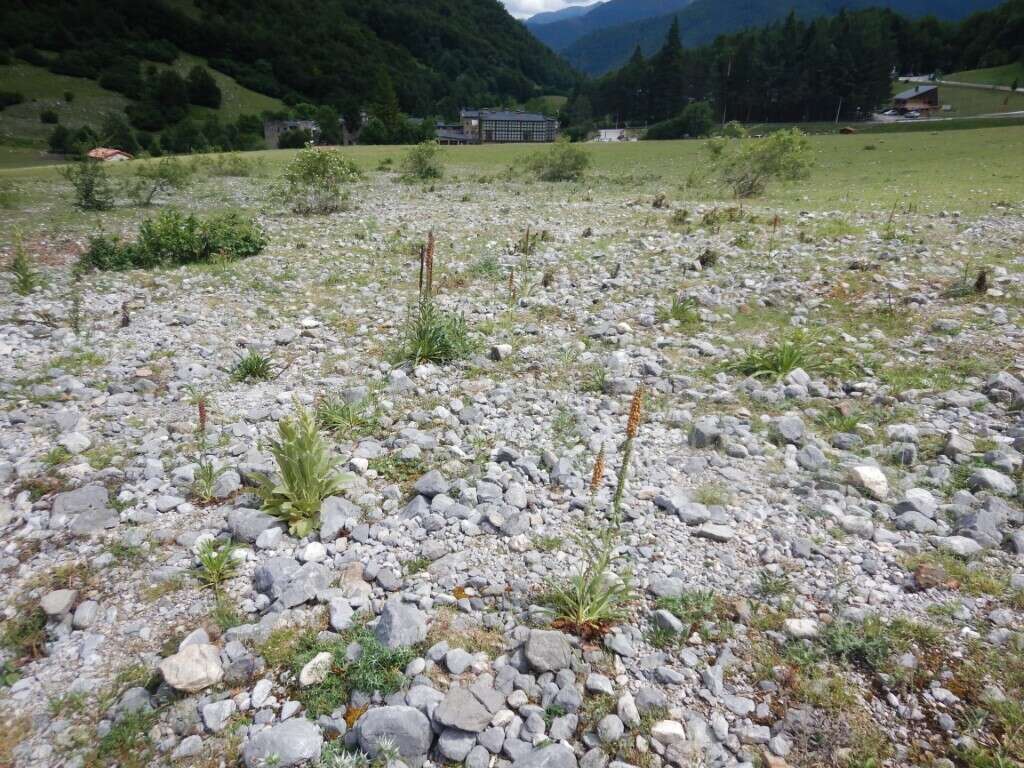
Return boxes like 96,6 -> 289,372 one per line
772,416 -> 805,445
512,743 -> 579,768
356,705 -> 432,762
243,718 -> 323,768
228,508 -> 284,544
434,687 -> 492,732
968,468 -> 1017,497
202,699 -> 236,733
375,600 -> 427,649
437,728 -> 476,761
321,496 -> 359,541
597,714 -> 624,743
414,470 -> 449,498
525,629 -> 572,672
41,589 -> 77,616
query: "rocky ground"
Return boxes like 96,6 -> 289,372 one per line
1,166 -> 1023,768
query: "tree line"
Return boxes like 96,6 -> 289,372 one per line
564,0 -> 1024,133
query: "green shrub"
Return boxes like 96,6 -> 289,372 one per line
195,539 -> 239,592
541,543 -> 633,637
394,299 -> 476,366
0,91 -> 24,110
528,138 -> 592,182
280,143 -> 361,214
644,101 -> 714,140
8,234 -> 43,296
231,350 -> 274,382
400,140 -> 444,181
40,108 -> 59,124
78,209 -> 266,272
258,404 -> 352,537
129,157 -> 193,206
61,160 -> 115,210
706,128 -> 812,198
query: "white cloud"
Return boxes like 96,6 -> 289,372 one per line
500,0 -> 582,20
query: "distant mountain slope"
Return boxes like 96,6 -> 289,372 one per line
0,0 -> 577,118
527,0 -> 696,51
560,0 -> 1007,74
527,2 -> 604,25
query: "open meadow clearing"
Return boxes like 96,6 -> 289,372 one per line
1,128 -> 1023,768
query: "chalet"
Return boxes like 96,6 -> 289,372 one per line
459,109 -> 558,144
87,147 -> 133,162
893,84 -> 940,115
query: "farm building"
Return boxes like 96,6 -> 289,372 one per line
459,109 -> 558,144
893,84 -> 940,114
597,128 -> 627,142
86,147 -> 133,162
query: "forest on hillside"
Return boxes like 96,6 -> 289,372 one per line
0,0 -> 576,125
564,0 -> 1024,130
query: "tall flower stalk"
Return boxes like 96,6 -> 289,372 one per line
611,386 -> 644,524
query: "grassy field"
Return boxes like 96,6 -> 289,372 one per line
1,125 -> 1022,224
893,80 -> 1024,115
162,53 -> 284,123
0,57 -> 284,152
0,63 -> 131,146
948,62 -> 1024,89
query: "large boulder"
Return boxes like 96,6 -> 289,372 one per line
356,705 -> 432,764
243,718 -> 323,768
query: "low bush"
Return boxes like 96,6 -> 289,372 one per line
61,160 -> 115,211
0,91 -> 24,110
129,157 -> 193,206
78,209 -> 266,271
40,108 -> 59,124
528,138 -> 591,182
8,235 -> 43,296
706,128 -> 813,198
280,143 -> 362,214
400,140 -> 444,181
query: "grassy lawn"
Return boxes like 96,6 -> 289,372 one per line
892,79 -> 1024,115
948,62 -> 1024,89
1,125 -> 1023,219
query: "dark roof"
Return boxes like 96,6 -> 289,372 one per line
460,109 -> 556,123
894,84 -> 938,101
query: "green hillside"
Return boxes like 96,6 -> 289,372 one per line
0,58 -> 284,152
1,0 -> 577,120
948,62 -> 1024,88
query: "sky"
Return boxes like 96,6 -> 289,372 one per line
500,0 -> 590,19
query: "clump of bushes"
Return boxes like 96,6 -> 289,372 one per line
78,209 -> 266,272
706,127 -> 813,198
40,108 -> 59,124
61,160 -> 115,210
528,137 -> 591,182
280,143 -> 362,214
128,156 -> 193,206
400,140 -> 444,181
